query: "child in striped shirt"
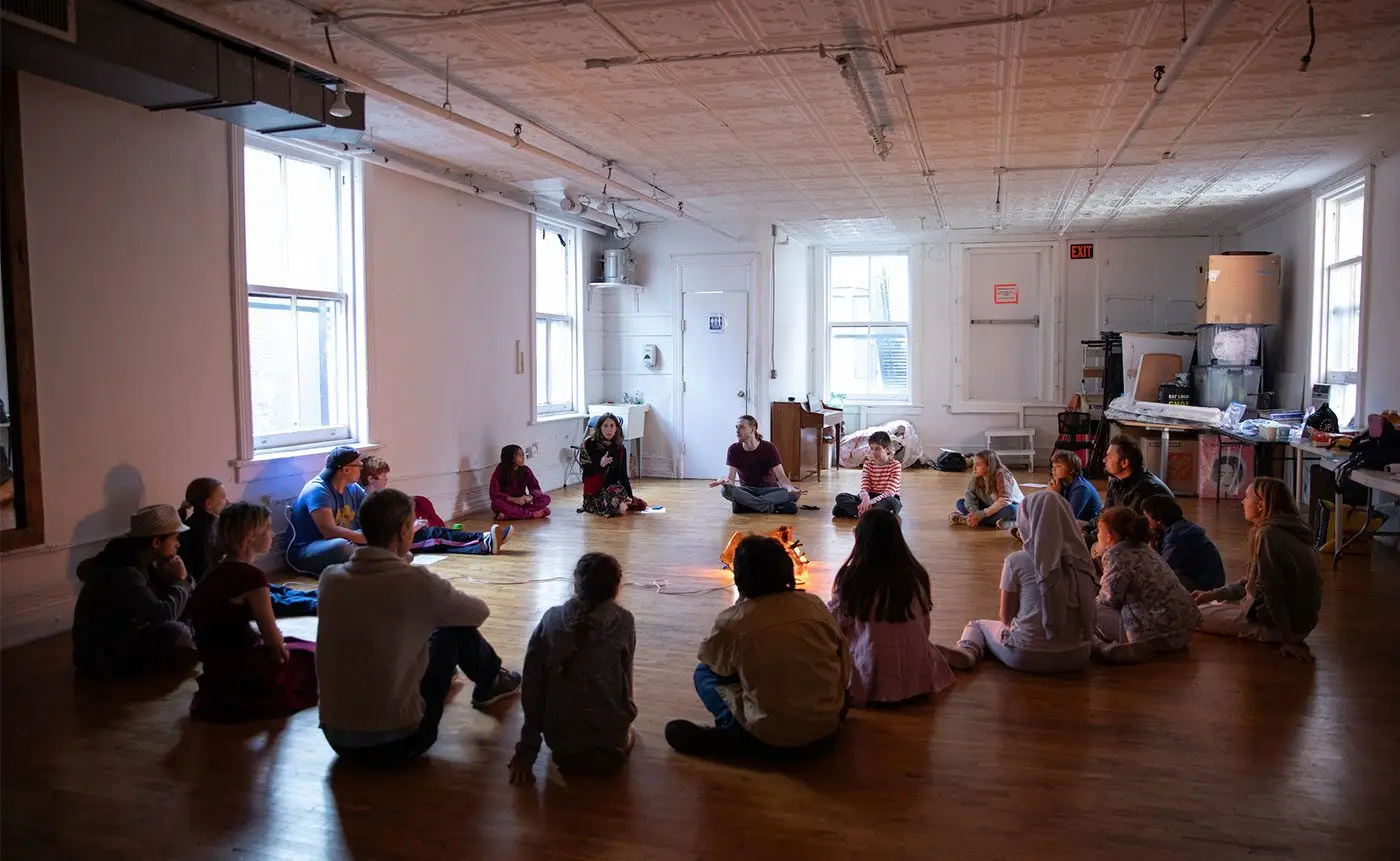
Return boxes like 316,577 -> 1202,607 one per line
833,431 -> 903,518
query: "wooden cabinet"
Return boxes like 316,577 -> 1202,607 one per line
770,402 -> 843,481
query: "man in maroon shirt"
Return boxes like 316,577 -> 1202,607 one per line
709,415 -> 806,514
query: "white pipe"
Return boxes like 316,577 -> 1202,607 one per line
146,0 -> 741,242
1058,0 -> 1235,234
351,149 -> 609,236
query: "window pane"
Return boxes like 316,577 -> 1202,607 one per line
1324,261 -> 1361,378
248,295 -> 343,438
830,324 -> 909,400
536,229 -> 570,316
535,317 -> 548,405
871,255 -> 910,322
244,147 -> 287,288
284,157 -> 340,294
829,256 -> 870,323
1337,194 -> 1365,262
548,319 -> 574,407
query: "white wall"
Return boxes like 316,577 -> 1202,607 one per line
1362,156 -> 1400,416
1240,152 -> 1400,415
771,231 -> 811,403
850,235 -> 1224,453
0,75 -> 584,647
594,219 -> 777,477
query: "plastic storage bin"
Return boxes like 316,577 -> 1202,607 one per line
1192,366 -> 1263,410
1196,324 -> 1264,366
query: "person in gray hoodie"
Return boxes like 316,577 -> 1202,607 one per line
508,553 -> 637,783
71,504 -> 195,678
1194,477 -> 1323,663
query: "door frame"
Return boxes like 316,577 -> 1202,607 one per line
674,252 -> 759,480
949,241 -> 1062,413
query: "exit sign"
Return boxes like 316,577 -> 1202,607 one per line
1069,243 -> 1094,260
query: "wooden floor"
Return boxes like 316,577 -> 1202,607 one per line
4,470 -> 1400,861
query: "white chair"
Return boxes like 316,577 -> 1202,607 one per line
984,427 -> 1036,471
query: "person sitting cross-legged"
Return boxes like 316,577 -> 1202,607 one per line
832,431 -> 902,519
710,415 -> 806,515
665,535 -> 850,760
72,504 -> 197,678
284,447 -> 368,577
317,488 -> 522,766
360,455 -> 511,555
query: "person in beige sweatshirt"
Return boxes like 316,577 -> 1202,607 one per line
316,488 -> 522,766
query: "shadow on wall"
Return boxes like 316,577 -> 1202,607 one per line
65,463 -> 146,592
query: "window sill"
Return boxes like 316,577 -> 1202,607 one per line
230,441 -> 382,477
531,411 -> 589,425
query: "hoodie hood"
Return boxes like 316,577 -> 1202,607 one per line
1166,519 -> 1209,543
76,538 -> 141,583
1259,514 -> 1314,545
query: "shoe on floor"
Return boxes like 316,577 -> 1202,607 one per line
489,523 -> 513,554
997,520 -> 1016,531
799,504 -> 820,511
664,719 -> 720,755
471,668 -> 522,708
948,512 -> 967,526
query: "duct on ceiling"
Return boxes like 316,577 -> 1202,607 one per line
1,0 -> 365,142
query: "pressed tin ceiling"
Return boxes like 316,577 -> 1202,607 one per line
192,0 -> 1400,241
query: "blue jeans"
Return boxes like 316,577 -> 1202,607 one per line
693,663 -> 741,729
286,538 -> 355,577
956,499 -> 1018,527
722,484 -> 798,514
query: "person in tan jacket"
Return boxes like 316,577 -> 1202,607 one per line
665,535 -> 851,759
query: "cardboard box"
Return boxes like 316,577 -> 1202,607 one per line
1204,253 -> 1281,325
1139,436 -> 1199,496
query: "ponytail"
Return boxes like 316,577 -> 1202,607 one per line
181,477 -> 223,521
1100,506 -> 1151,544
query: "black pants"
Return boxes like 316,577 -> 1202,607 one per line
328,626 -> 502,766
831,493 -> 902,519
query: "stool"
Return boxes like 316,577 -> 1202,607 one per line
985,427 -> 1036,471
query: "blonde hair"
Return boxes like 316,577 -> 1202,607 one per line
1249,476 -> 1300,523
1050,450 -> 1084,478
972,449 -> 1009,499
214,502 -> 271,561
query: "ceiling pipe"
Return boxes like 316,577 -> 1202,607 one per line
886,7 -> 1051,39
343,145 -> 610,236
295,0 -> 683,209
145,0 -> 741,241
560,196 -> 642,236
1057,0 -> 1236,235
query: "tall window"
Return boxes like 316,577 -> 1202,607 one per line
827,252 -> 911,401
241,136 -> 360,451
534,219 -> 579,415
1315,181 -> 1365,427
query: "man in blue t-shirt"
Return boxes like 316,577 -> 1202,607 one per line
285,446 -> 369,576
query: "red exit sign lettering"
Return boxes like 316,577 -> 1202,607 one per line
1069,243 -> 1094,260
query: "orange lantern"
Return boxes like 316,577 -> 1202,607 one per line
720,526 -> 810,578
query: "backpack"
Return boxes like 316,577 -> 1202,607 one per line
1306,403 -> 1339,433
1336,419 -> 1400,492
933,450 -> 967,472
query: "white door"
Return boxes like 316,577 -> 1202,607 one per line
681,290 -> 749,479
962,245 -> 1053,404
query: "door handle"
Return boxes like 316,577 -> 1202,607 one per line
737,390 -> 746,398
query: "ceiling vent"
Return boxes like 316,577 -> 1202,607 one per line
2,0 -> 364,142
1,0 -> 76,42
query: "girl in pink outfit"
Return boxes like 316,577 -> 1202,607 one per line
490,445 -> 551,520
828,509 -> 955,707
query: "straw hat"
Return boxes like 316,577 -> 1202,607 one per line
127,504 -> 189,538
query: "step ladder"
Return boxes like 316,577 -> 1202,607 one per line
985,427 -> 1036,471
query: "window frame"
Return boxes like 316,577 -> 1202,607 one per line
819,248 -> 915,405
531,216 -> 583,419
230,127 -> 367,460
1311,174 -> 1368,427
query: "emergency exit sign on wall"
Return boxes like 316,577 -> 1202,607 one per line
1069,243 -> 1094,260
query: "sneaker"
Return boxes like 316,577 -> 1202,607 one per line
1009,526 -> 1022,542
664,719 -> 719,755
948,512 -> 967,526
471,668 -> 522,708
489,524 -> 513,554
997,520 -> 1015,531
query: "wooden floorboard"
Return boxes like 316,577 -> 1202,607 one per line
4,470 -> 1400,860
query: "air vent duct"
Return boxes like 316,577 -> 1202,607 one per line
1,0 -> 76,42
1,0 -> 364,142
